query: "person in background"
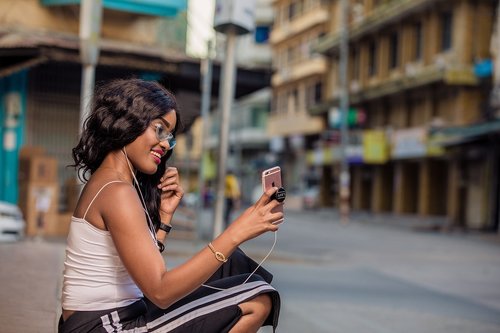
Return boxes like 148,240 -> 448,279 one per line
224,169 -> 241,227
59,79 -> 282,333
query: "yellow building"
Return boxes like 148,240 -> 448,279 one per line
313,0 -> 498,229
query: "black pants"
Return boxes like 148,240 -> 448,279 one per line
59,249 -> 280,333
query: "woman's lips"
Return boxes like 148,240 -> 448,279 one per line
151,151 -> 162,164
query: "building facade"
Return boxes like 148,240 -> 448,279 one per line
0,0 -> 189,209
314,0 -> 498,230
269,0 -> 329,208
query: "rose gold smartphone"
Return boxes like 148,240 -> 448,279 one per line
262,166 -> 284,225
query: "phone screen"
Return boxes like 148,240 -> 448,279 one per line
262,166 -> 284,224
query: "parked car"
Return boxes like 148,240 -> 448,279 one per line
0,201 -> 25,242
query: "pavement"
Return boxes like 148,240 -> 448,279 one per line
0,207 -> 499,332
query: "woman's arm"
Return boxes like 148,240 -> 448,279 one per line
101,183 -> 282,309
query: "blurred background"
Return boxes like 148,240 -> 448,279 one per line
1,1 -> 500,332
1,0 -> 500,237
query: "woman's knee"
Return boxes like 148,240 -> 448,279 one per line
239,293 -> 272,318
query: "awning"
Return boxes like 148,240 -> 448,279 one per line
41,0 -> 187,17
430,120 -> 500,146
0,28 -> 188,78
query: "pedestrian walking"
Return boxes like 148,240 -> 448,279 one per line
224,169 -> 241,227
59,79 -> 282,332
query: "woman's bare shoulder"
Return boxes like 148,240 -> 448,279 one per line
73,173 -> 135,220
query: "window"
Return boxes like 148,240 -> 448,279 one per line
414,22 -> 422,60
250,107 -> 266,128
351,47 -> 360,80
255,26 -> 270,44
314,82 -> 322,104
287,47 -> 294,65
305,81 -> 322,108
441,11 -> 453,51
288,2 -> 297,20
368,41 -> 377,76
389,32 -> 399,69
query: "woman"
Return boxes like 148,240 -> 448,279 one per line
59,79 -> 282,332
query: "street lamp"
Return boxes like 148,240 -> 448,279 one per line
212,0 -> 256,238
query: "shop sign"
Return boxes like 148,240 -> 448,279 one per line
326,146 -> 342,164
391,127 -> 427,159
306,146 -> 342,166
347,145 -> 363,164
362,130 -> 389,164
427,134 -> 445,157
328,107 -> 367,128
306,148 -> 324,166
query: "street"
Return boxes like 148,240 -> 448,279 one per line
248,210 -> 500,333
1,208 -> 500,332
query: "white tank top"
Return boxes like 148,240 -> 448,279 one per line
61,181 -> 143,311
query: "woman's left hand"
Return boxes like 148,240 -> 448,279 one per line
158,167 -> 184,216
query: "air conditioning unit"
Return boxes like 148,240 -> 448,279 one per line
435,55 -> 447,69
350,80 -> 360,92
405,63 -> 417,77
352,3 -> 365,24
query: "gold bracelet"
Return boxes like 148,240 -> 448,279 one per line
207,242 -> 228,263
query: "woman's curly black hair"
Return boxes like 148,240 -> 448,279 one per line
72,78 -> 182,230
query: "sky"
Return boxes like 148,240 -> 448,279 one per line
186,0 -> 216,58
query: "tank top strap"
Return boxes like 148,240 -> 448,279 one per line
83,180 -> 126,220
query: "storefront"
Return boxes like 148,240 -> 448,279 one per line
432,120 -> 500,231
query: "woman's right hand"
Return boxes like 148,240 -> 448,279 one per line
225,187 -> 283,245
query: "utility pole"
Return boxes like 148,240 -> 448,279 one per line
79,0 -> 102,134
197,40 -> 214,238
212,0 -> 256,238
492,0 -> 500,117
338,0 -> 350,223
213,27 -> 237,237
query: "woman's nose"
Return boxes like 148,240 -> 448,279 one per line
158,140 -> 170,151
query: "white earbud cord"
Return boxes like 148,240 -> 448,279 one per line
201,231 -> 278,291
122,148 -> 159,248
122,148 -> 278,290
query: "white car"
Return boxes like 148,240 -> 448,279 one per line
0,201 -> 25,242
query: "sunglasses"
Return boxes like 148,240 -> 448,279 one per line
152,123 -> 176,150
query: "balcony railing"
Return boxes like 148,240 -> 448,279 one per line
272,55 -> 327,86
270,5 -> 329,45
310,63 -> 478,115
314,0 -> 438,54
267,112 -> 325,136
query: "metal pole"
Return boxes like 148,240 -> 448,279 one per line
339,0 -> 350,223
494,1 -> 500,233
197,40 -> 213,238
79,64 -> 95,133
494,1 -> 500,89
492,1 -> 500,118
79,0 -> 102,134
213,28 -> 237,238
